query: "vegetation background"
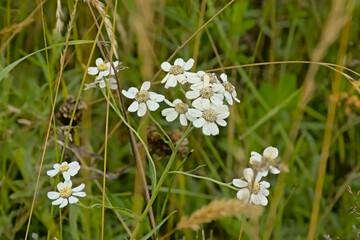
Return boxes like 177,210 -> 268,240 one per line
1,0 -> 360,239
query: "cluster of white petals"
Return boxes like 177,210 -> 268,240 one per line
160,58 -> 198,88
122,81 -> 165,117
47,161 -> 80,180
47,180 -> 86,208
85,58 -> 121,91
233,146 -> 281,206
161,99 -> 202,126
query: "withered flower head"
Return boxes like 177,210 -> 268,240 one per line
57,96 -> 87,126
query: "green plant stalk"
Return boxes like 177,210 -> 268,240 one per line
307,4 -> 352,238
130,125 -> 194,239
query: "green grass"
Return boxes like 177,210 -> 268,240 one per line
1,0 -> 360,239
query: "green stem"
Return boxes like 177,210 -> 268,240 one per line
130,125 -> 194,239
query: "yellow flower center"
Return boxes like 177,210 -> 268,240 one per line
174,103 -> 188,114
59,186 -> 72,198
202,109 -> 217,122
135,90 -> 150,103
169,65 -> 184,75
98,62 -> 108,71
200,87 -> 214,99
59,163 -> 69,173
249,182 -> 260,194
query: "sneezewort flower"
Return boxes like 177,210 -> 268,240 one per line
160,58 -> 198,88
122,81 -> 164,117
187,71 -> 219,84
47,161 -> 80,180
84,77 -> 118,91
186,74 -> 224,109
250,146 -> 280,176
47,180 -> 86,208
87,58 -> 119,78
218,73 -> 240,105
192,102 -> 229,136
161,99 -> 202,126
233,168 -> 270,206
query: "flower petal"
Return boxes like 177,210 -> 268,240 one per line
161,62 -> 172,72
47,191 -> 60,200
263,146 -> 278,159
250,152 -> 262,164
258,194 -> 268,206
210,122 -> 219,136
236,188 -> 250,201
165,76 -> 177,88
72,191 -> 86,197
162,108 -> 175,116
269,166 -> 280,174
122,87 -> 138,99
95,58 -> 104,66
146,100 -> 159,111
52,197 -> 64,205
233,179 -> 248,188
87,67 -> 99,75
193,118 -> 206,128
149,92 -> 164,102
166,111 -> 178,122
202,123 -> 211,136
68,196 -> 79,204
174,58 -> 184,66
137,103 -> 147,117
59,198 -> 68,208
243,168 -> 253,183
184,58 -> 194,70
216,118 -> 227,127
46,169 -> 59,177
179,114 -> 188,126
128,101 -> 139,112
251,194 -> 261,205
72,183 -> 85,192
141,81 -> 151,91
63,172 -> 71,181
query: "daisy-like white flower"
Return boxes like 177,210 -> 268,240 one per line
218,73 -> 240,105
84,77 -> 118,91
161,99 -> 202,126
186,74 -> 224,109
187,71 -> 219,84
122,81 -> 164,117
192,102 -> 229,136
250,146 -> 280,176
87,58 -> 119,78
47,161 -> 80,180
160,58 -> 198,88
233,168 -> 270,206
47,180 -> 86,208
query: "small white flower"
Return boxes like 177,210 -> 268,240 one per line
47,161 -> 80,180
160,58 -> 198,88
233,168 -> 270,206
192,102 -> 229,136
250,146 -> 280,176
87,58 -> 119,78
161,99 -> 202,126
187,71 -> 219,84
122,81 -> 164,117
219,73 -> 240,105
47,180 -> 86,208
186,74 -> 224,109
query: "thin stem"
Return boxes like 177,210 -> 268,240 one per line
238,215 -> 245,240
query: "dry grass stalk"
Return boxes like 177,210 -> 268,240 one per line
176,199 -> 263,231
54,0 -> 64,35
89,0 -> 119,59
0,18 -> 34,36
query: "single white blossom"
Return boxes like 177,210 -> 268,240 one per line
87,58 -> 119,78
47,180 -> 86,208
187,71 -> 219,84
47,161 -> 80,180
84,77 -> 118,91
161,99 -> 202,126
233,168 -> 270,206
192,102 -> 229,136
250,146 -> 280,176
186,74 -> 224,109
122,81 -> 164,117
160,58 -> 198,88
219,73 -> 240,105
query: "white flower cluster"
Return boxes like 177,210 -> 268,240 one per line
121,58 -> 241,136
232,146 -> 280,206
46,161 -> 86,208
84,58 -> 121,90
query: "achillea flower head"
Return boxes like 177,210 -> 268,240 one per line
160,58 -> 198,88
122,81 -> 164,117
250,146 -> 281,176
161,99 -> 202,126
218,73 -> 240,105
47,161 -> 80,180
87,58 -> 119,78
47,180 -> 86,208
233,168 -> 270,206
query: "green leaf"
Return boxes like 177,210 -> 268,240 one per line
140,211 -> 177,240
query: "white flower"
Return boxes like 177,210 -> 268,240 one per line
160,58 -> 198,88
192,102 -> 229,136
122,81 -> 164,117
186,74 -> 224,109
250,146 -> 280,176
47,161 -> 80,180
84,77 -> 118,91
187,71 -> 219,84
47,180 -> 86,208
233,168 -> 270,206
161,99 -> 202,126
87,58 -> 119,78
219,73 -> 240,105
